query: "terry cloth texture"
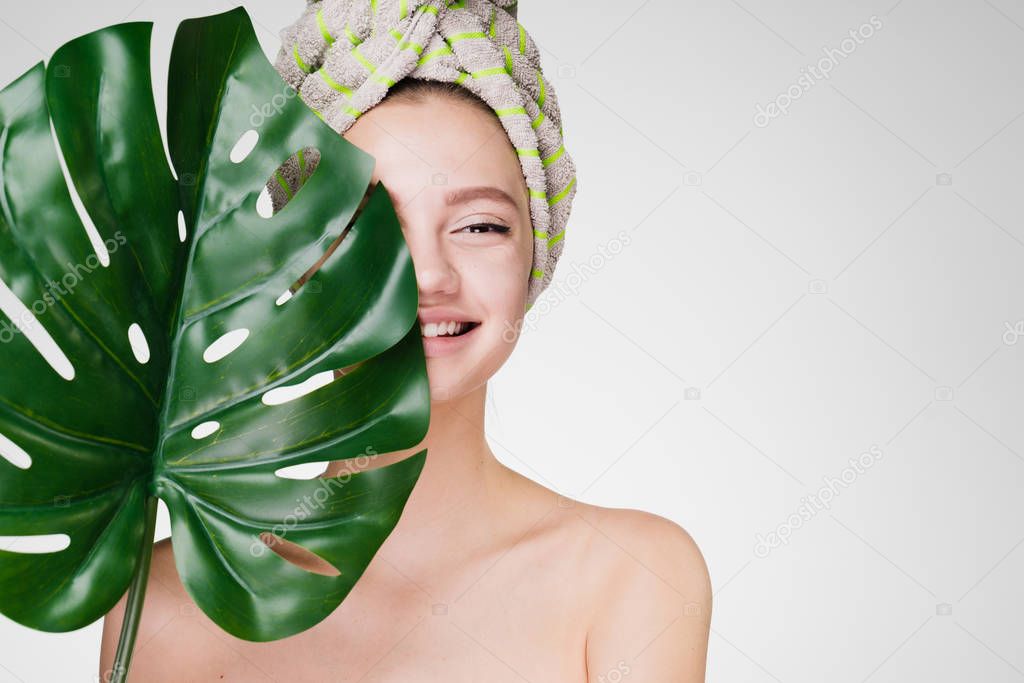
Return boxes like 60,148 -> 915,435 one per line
268,0 -> 577,311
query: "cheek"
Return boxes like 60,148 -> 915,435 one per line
453,248 -> 527,332
458,240 -> 531,288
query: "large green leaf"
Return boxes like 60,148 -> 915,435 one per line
0,5 -> 429,644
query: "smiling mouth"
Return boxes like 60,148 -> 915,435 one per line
420,321 -> 481,338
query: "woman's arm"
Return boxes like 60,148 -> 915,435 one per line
584,511 -> 712,682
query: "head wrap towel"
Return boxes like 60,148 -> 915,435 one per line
269,0 -> 577,311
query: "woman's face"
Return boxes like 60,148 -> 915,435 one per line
342,93 -> 534,402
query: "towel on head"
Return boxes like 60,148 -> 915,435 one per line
268,0 -> 577,311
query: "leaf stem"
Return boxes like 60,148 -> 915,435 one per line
110,495 -> 158,683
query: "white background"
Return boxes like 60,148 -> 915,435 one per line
1,0 -> 1023,681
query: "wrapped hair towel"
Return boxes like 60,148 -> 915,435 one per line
270,0 -> 577,311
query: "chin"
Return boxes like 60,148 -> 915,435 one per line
423,322 -> 516,402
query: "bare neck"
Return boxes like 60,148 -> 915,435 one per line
324,382 -> 510,541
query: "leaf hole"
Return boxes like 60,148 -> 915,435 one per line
0,277 -> 75,380
49,118 -> 109,267
191,421 -> 220,440
0,533 -> 70,554
257,532 -> 340,577
177,210 -> 187,242
0,432 -> 31,470
203,328 -> 249,364
332,362 -> 363,381
256,186 -> 274,219
274,461 -> 330,480
272,175 -> 372,306
261,370 -> 336,406
229,128 -> 259,164
128,323 -> 150,364
261,147 -> 321,218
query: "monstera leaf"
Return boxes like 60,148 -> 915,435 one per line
0,5 -> 429,677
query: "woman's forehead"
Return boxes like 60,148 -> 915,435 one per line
346,98 -> 523,189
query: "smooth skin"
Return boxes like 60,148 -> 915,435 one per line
99,93 -> 712,682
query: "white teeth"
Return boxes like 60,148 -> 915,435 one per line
421,320 -> 470,338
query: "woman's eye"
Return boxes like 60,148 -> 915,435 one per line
458,223 -> 511,235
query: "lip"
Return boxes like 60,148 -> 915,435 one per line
421,321 -> 481,358
417,307 -> 479,325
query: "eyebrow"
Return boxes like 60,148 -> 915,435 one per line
444,185 -> 520,209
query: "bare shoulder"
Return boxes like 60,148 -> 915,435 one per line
564,500 -> 712,682
500,468 -> 710,595
577,503 -> 711,592
98,538 -> 230,682
504,469 -> 710,599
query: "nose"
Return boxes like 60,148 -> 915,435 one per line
405,230 -> 459,298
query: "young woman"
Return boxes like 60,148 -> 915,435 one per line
99,2 -> 711,680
